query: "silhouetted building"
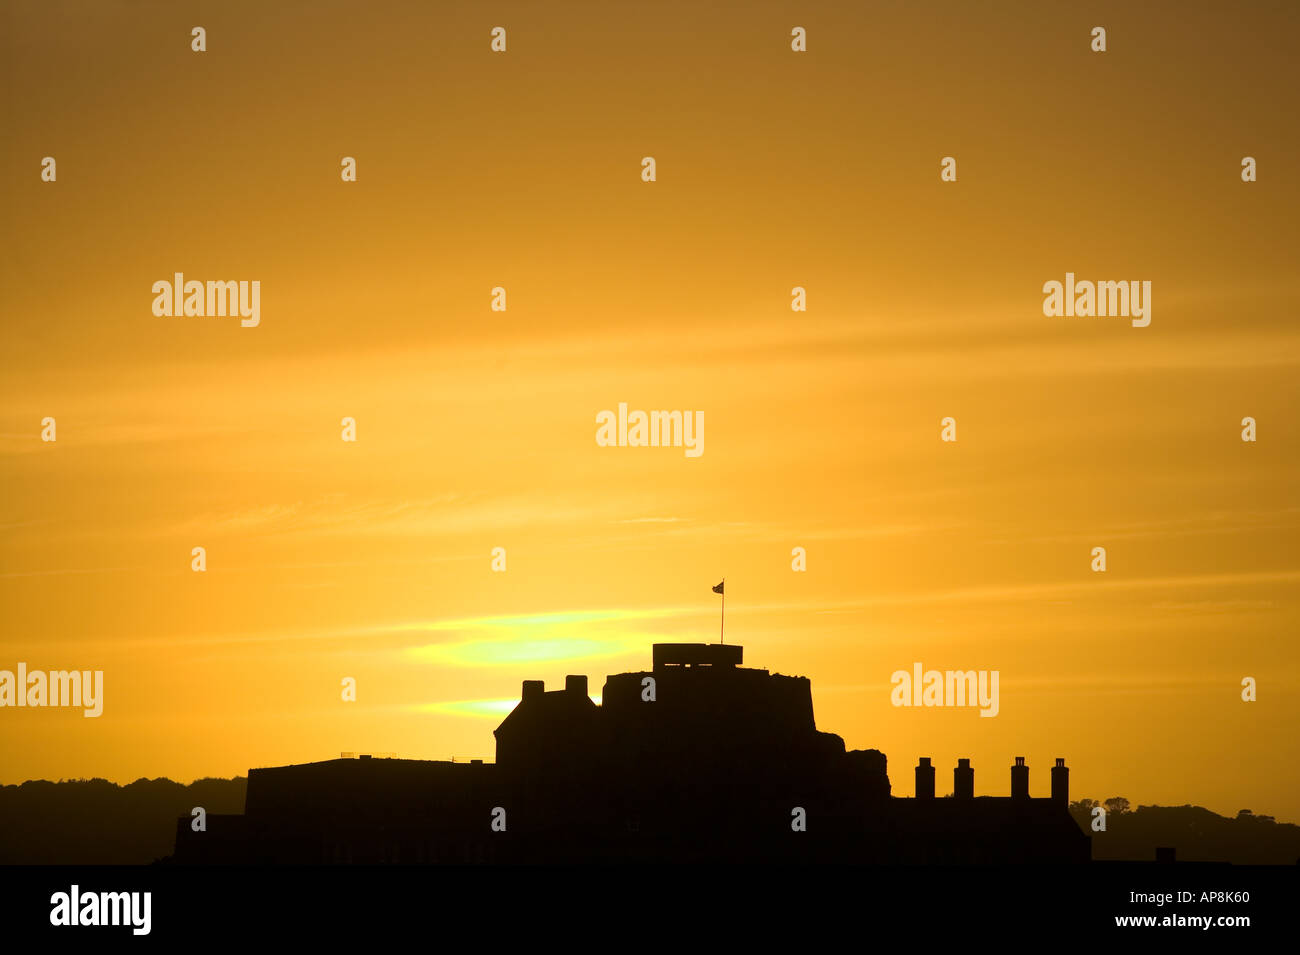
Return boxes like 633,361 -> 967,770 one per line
915,758 -> 935,799
1051,757 -> 1069,805
1012,756 -> 1030,800
171,643 -> 1089,864
954,758 -> 975,799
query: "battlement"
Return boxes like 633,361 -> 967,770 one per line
652,643 -> 742,668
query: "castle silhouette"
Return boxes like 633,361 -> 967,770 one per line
171,643 -> 1090,863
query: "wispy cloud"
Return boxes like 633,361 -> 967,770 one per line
14,567 -> 1298,656
407,698 -> 520,718
408,695 -> 605,719
399,607 -> 692,667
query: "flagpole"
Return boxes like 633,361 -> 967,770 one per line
720,580 -> 725,645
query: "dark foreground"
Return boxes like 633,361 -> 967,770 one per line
0,862 -> 1292,941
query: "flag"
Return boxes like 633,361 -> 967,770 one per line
712,580 -> 724,595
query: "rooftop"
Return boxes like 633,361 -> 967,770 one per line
652,642 -> 743,669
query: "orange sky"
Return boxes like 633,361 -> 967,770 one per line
2,1 -> 1298,822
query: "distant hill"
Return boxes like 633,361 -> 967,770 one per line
0,777 -> 246,865
1071,802 -> 1300,864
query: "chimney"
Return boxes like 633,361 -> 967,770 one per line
954,758 -> 974,799
1051,757 -> 1069,805
565,674 -> 588,697
915,757 -> 935,799
522,680 -> 544,702
1011,756 -> 1029,799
